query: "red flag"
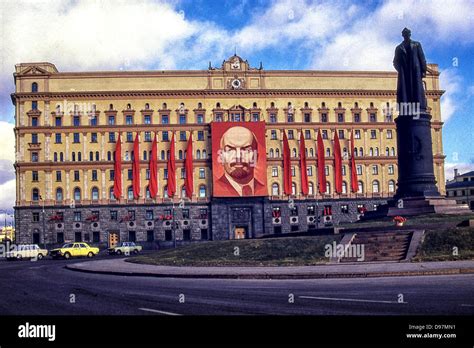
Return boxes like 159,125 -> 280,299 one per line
185,132 -> 194,198
333,131 -> 343,194
299,131 -> 309,195
132,133 -> 141,199
113,133 -> 122,199
167,132 -> 176,197
316,130 -> 326,194
350,130 -> 358,192
282,131 -> 292,195
149,133 -> 158,198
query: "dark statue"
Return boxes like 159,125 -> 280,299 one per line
393,28 -> 427,113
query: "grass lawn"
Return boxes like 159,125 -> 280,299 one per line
127,235 -> 341,266
413,227 -> 474,261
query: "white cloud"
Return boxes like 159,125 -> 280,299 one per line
0,179 -> 15,211
0,121 -> 15,162
445,162 -> 474,181
439,69 -> 462,122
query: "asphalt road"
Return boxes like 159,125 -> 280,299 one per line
0,256 -> 473,315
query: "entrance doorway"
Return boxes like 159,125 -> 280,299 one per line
108,231 -> 120,248
234,225 -> 248,239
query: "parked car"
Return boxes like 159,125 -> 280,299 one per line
50,242 -> 99,259
107,242 -> 142,255
6,244 -> 48,260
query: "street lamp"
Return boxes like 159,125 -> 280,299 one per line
40,195 -> 46,247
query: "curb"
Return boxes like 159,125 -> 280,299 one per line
65,264 -> 474,280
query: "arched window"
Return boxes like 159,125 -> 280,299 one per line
359,147 -> 364,157
145,186 -> 151,199
162,103 -> 167,109
326,148 -> 331,157
197,102 -> 202,109
32,188 -> 39,201
127,186 -> 133,200
163,185 -> 168,198
292,148 -> 297,157
309,182 -> 314,195
358,181 -> 364,193
161,150 -> 165,160
342,181 -> 348,194
326,182 -> 331,194
270,102 -> 275,108
388,180 -> 395,193
109,103 -> 114,110
196,150 -> 201,159
275,148 -> 280,157
31,82 -> 38,92
369,148 -> 374,156
107,151 -> 112,161
199,185 -> 206,198
145,103 -> 150,110
178,150 -> 183,160
272,183 -> 279,196
385,147 -> 390,156
390,147 -> 395,156
127,103 -> 131,110
78,152 -> 82,161
181,186 -> 186,198
91,187 -> 99,201
202,150 -> 207,159
95,151 -> 99,161
216,102 -> 221,108
89,151 -> 93,161
74,187 -> 81,201
143,150 -> 147,161
354,148 -> 358,157
269,148 -> 274,158
56,188 -> 63,201
109,187 -> 115,200
54,152 -> 58,162
71,152 -> 75,162
375,147 -> 379,156
372,180 -> 380,193
309,148 -> 314,157
291,182 -> 297,195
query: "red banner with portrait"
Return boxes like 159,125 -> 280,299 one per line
211,122 -> 268,197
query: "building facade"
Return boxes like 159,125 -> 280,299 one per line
12,56 -> 446,247
446,169 -> 474,210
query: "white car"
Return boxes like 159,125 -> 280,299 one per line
6,244 -> 48,260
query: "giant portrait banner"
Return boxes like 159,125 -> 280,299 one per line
211,122 -> 268,197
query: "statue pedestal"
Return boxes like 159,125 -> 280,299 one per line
387,112 -> 471,216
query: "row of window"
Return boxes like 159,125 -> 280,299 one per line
268,147 -> 396,158
271,129 -> 393,140
269,180 -> 396,196
271,164 -> 395,177
272,203 -> 371,217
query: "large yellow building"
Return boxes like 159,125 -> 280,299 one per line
12,55 -> 446,246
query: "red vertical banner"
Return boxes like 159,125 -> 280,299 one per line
132,133 -> 141,199
299,131 -> 309,195
185,132 -> 194,198
167,132 -> 176,197
282,131 -> 292,195
333,131 -> 343,194
113,133 -> 122,200
350,130 -> 359,192
316,130 -> 326,194
148,133 -> 158,198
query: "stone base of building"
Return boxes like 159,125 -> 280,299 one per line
387,196 -> 472,216
14,197 -> 389,248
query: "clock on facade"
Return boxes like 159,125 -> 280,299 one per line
231,79 -> 242,89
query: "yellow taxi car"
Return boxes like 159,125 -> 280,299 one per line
50,242 -> 99,259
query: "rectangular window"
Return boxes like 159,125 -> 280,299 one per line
73,116 -> 80,127
108,115 -> 115,125
147,230 -> 154,242
325,166 -> 329,176
388,165 -> 394,175
32,212 -> 40,222
126,132 -> 133,142
32,171 -> 39,182
321,113 -> 328,122
304,113 -> 311,122
287,113 -> 294,122
31,117 -> 38,127
372,165 -> 378,175
31,133 -> 38,144
74,211 -> 81,222
179,131 -> 186,141
110,211 -> 118,220
342,165 -> 346,176
144,115 -> 151,124
56,171 -> 61,182
164,169 -> 168,179
369,113 -> 377,122
183,229 -> 191,241
90,116 -> 97,126
269,113 -> 277,123
370,130 -> 377,139
91,133 -> 98,143
144,131 -> 151,142
291,166 -> 296,177
200,208 -> 208,219
197,131 -> 204,141
182,209 -> 190,219
145,210 -> 154,220
128,211 -> 136,221
199,168 -> 205,179
55,117 -> 62,126
196,114 -> 204,124
356,165 -> 363,175
179,114 -> 186,124
93,232 -> 100,243
307,166 -> 313,176
161,115 -> 169,124
337,113 -> 344,122
252,113 -> 260,121
162,131 -> 169,141
307,205 -> 315,215
354,113 -> 361,122
109,132 -> 116,143
338,130 -> 344,139
55,133 -> 61,144
322,130 -> 328,139
215,113 -> 223,122
31,152 -> 39,162
110,170 -> 115,180
272,167 -> 278,177
128,231 -> 136,242
128,169 -> 133,180
355,130 -> 361,139
32,101 -> 38,110
288,130 -> 294,140
146,169 -> 150,180
271,130 -> 277,140
74,170 -> 80,181
290,206 -> 298,216
73,133 -> 80,143
91,170 -> 98,181
57,233 -> 64,244
126,115 -> 133,125
304,130 -> 311,139
340,204 -> 349,214
180,168 -> 185,179
387,130 -> 393,139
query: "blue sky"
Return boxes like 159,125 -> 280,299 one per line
0,0 -> 473,217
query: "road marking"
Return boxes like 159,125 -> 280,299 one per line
299,296 -> 407,304
138,307 -> 181,316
